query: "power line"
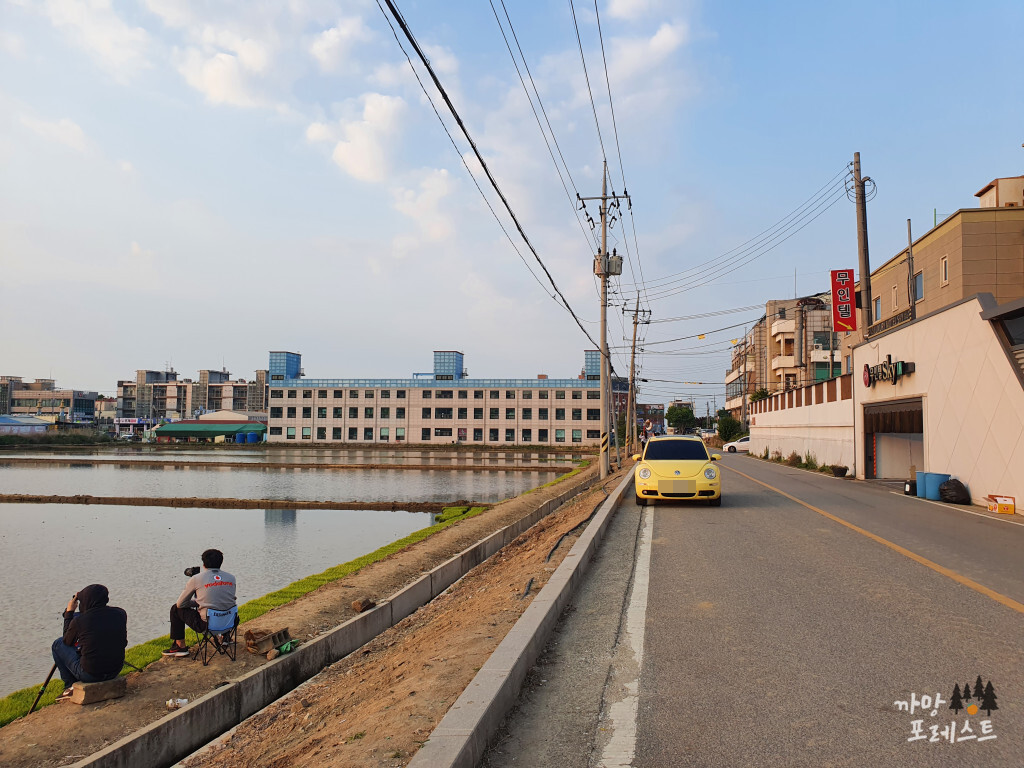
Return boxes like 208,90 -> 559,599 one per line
377,0 -> 600,349
568,0 -> 607,163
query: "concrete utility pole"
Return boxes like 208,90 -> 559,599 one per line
625,296 -> 650,455
907,219 -> 916,320
854,152 -> 873,334
580,161 -> 627,480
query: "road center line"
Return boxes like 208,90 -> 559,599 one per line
724,465 -> 1024,617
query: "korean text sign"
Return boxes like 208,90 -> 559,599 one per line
830,269 -> 857,332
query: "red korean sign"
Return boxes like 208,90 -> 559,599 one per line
830,269 -> 857,332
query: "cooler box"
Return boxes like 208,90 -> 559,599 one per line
986,495 -> 1015,515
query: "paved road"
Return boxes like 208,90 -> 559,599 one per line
484,454 -> 1024,767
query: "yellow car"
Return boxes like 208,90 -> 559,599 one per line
632,435 -> 722,506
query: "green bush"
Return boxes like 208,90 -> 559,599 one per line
803,453 -> 818,470
717,415 -> 744,443
786,451 -> 801,467
770,450 -> 783,463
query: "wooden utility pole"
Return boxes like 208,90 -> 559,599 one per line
854,152 -> 873,333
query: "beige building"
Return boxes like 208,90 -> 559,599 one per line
116,367 -> 268,422
0,376 -> 98,423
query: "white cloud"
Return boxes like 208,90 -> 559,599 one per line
610,22 -> 688,84
392,168 -> 454,242
118,160 -> 134,173
608,0 -> 660,21
176,48 -> 264,107
307,93 -> 406,183
0,32 -> 26,57
309,17 -> 370,72
41,0 -> 149,77
19,114 -> 88,152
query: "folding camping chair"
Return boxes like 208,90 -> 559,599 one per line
191,606 -> 239,666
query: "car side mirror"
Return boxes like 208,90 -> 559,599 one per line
631,454 -> 641,461
711,454 -> 721,461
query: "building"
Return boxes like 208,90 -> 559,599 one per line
116,367 -> 269,424
636,403 -> 666,432
0,376 -> 98,424
94,396 -> 117,430
265,350 -> 606,446
0,415 -> 51,435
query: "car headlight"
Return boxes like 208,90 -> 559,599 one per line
703,466 -> 717,479
638,467 -> 651,479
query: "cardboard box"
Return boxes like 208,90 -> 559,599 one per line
986,495 -> 1015,515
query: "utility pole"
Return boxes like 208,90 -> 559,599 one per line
580,162 -> 627,480
854,152 -> 873,334
625,296 -> 650,455
907,219 -> 916,320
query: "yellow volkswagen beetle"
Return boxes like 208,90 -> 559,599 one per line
632,435 -> 722,506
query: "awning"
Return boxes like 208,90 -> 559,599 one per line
152,422 -> 267,438
863,399 -> 923,434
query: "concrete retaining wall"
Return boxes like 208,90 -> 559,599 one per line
73,474 -> 597,768
408,470 -> 634,768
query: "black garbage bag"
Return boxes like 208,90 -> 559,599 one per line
939,478 -> 970,504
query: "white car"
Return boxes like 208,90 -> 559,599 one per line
723,435 -> 750,453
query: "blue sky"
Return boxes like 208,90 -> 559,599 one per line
1,0 -> 1021,412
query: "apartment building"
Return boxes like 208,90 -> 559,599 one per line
116,367 -> 269,422
0,376 -> 98,423
265,350 -> 606,446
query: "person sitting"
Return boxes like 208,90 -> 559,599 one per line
164,548 -> 237,657
52,584 -> 128,700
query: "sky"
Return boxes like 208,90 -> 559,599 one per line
1,0 -> 1021,413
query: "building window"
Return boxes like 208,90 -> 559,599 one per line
349,427 -> 358,440
302,427 -> 312,439
365,391 -> 374,398
435,428 -> 453,437
846,355 -> 851,374
940,257 -> 948,286
435,408 -> 453,419
423,390 -> 432,399
270,407 -> 283,419
914,272 -> 924,302
349,407 -> 358,418
505,408 -> 515,419
458,390 -> 467,399
555,429 -> 565,443
587,409 -> 599,420
380,427 -> 389,441
287,390 -> 297,399
587,429 -> 600,439
287,407 -> 296,418
333,407 -> 342,418
489,407 -> 499,419
555,408 -> 565,420
396,427 -> 405,441
505,428 -> 515,442
334,390 -> 344,398
490,390 -> 499,399
422,407 -> 431,419
422,428 -> 431,441
572,391 -> 582,400
522,391 -> 532,400
474,407 -> 483,419
457,407 -> 467,419
587,391 -> 600,400
506,390 -> 515,399
381,407 -> 390,419
473,428 -> 483,441
364,427 -> 373,440
572,408 -> 582,420
397,390 -> 406,399
286,427 -> 296,439
270,426 -> 282,435
332,427 -> 341,439
539,408 -> 549,420
892,285 -> 898,311
396,407 -> 405,419
350,390 -> 359,398
381,390 -> 391,399
873,297 -> 881,323
522,429 -> 532,442
271,390 -> 283,399
538,390 -> 548,399
539,428 -> 548,441
474,390 -> 483,399
522,408 -> 532,420
318,390 -> 327,399
555,391 -> 566,400
317,407 -> 327,418
437,390 -> 453,399
572,429 -> 582,443
364,407 -> 374,418
302,390 -> 312,399
316,427 -> 326,439
489,428 -> 499,441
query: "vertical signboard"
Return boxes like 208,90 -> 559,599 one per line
830,269 -> 857,332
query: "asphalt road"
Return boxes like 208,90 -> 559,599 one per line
484,454 -> 1024,767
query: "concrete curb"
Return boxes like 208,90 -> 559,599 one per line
71,474 -> 598,768
408,470 -> 635,768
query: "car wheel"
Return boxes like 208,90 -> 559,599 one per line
636,494 -> 647,506
728,446 -> 736,453
709,496 -> 722,507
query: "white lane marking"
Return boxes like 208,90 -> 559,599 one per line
596,506 -> 653,768
888,492 -> 1024,528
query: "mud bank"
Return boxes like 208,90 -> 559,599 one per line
0,494 -> 483,512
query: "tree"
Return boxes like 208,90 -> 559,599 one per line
980,680 -> 998,715
749,387 -> 770,403
948,684 -> 963,713
974,676 -> 985,701
962,681 -> 973,702
666,405 -> 696,433
717,414 -> 744,443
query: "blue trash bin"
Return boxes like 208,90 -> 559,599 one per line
924,472 -> 951,501
915,471 -> 926,498
246,432 -> 259,443
234,433 -> 246,444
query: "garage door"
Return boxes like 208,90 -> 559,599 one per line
863,399 -> 923,480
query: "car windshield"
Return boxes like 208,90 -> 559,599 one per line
644,440 -> 709,461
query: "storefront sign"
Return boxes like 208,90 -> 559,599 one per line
867,308 -> 913,337
830,269 -> 857,332
863,355 -> 916,387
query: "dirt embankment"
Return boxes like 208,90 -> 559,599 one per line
0,494 -> 478,512
0,461 -> 618,768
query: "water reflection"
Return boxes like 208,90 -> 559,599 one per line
265,509 -> 297,526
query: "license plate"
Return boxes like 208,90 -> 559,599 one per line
659,479 -> 695,494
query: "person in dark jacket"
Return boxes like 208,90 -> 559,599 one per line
51,584 -> 127,699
